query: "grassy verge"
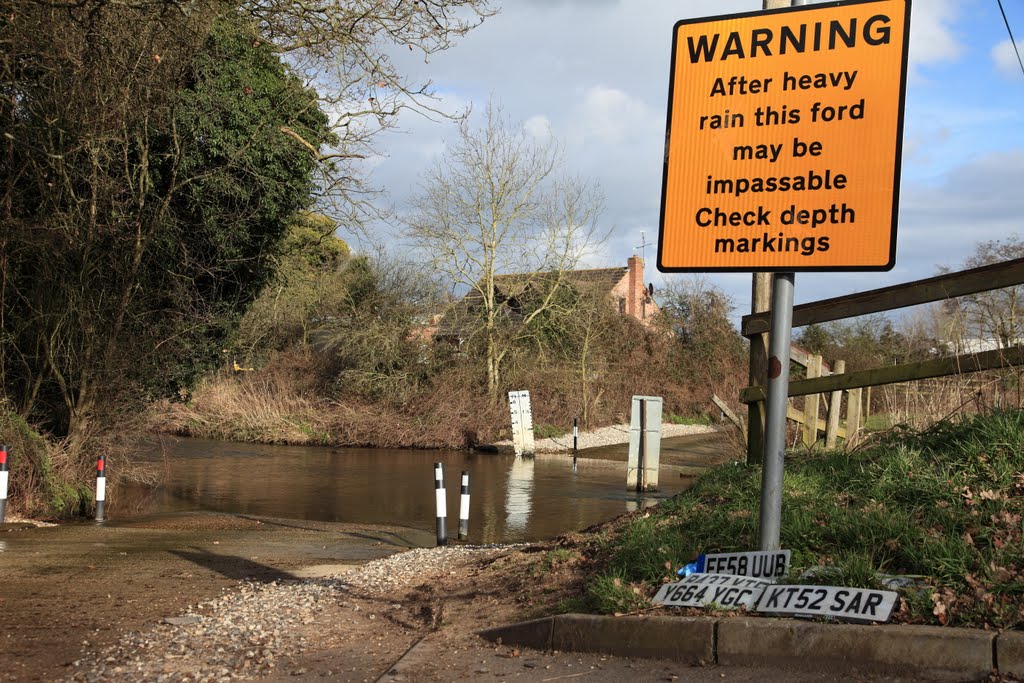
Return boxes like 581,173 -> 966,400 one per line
582,410 -> 1024,630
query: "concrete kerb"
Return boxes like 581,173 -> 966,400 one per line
997,630 -> 1024,678
479,614 -> 1010,680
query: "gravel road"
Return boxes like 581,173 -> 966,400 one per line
496,421 -> 719,453
68,545 -> 517,682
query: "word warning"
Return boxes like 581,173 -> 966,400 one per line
654,574 -> 770,610
658,0 -> 910,272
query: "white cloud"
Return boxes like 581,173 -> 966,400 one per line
908,0 -> 963,67
898,149 -> 1024,267
523,114 -> 554,141
576,86 -> 659,146
992,39 -> 1024,80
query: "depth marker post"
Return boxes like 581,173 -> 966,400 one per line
572,417 -> 578,471
458,471 -> 471,541
95,454 -> 106,523
434,462 -> 447,546
0,445 -> 9,523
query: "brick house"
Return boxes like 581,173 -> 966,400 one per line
428,256 -> 659,344
610,255 -> 659,324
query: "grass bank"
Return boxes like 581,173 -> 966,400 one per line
149,366 -> 513,449
0,406 -> 95,518
573,410 -> 1024,630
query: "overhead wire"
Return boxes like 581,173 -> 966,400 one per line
996,0 -> 1024,78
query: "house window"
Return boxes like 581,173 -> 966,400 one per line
618,298 -> 626,314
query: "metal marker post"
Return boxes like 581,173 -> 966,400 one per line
572,417 -> 578,471
758,273 -> 794,551
458,471 -> 470,541
0,445 -> 9,523
434,462 -> 447,546
637,399 -> 647,492
95,454 -> 106,523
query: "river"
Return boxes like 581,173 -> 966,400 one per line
113,435 -> 728,544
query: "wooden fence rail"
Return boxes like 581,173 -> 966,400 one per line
741,345 -> 1024,404
742,257 -> 1024,336
741,257 -> 1024,461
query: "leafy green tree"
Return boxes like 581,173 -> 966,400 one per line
234,213 -> 352,355
0,6 -> 333,443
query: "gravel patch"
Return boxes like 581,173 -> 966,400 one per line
68,545 -> 516,682
496,421 -> 720,453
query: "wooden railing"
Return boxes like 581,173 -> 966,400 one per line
740,257 -> 1024,462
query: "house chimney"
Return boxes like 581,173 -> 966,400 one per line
627,255 -> 643,317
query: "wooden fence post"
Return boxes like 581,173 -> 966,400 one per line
802,354 -> 823,447
846,387 -> 863,447
825,360 -> 846,448
747,274 -> 772,465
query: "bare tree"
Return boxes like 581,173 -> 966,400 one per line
241,0 -> 497,229
940,235 -> 1024,351
405,100 -> 606,395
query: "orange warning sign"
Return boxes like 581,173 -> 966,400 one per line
657,0 -> 910,272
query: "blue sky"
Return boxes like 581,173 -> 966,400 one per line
359,0 -> 1023,323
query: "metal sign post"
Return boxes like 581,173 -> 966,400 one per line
757,0 -> 802,556
758,272 -> 794,550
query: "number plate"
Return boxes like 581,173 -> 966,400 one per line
703,549 -> 790,580
653,574 -> 770,610
756,584 -> 898,622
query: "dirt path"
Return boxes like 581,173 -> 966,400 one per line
0,514 -> 430,682
2,510 -> 928,682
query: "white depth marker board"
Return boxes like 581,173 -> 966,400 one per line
508,390 -> 534,457
627,395 -> 662,491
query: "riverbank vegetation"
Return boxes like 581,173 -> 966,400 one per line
0,0 -> 495,518
0,0 -> 747,519
150,271 -> 748,449
573,410 -> 1024,630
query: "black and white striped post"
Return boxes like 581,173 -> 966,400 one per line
458,471 -> 471,541
95,454 -> 106,523
572,417 -> 579,472
434,462 -> 447,546
0,444 -> 9,523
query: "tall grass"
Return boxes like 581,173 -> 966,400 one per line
152,372 -> 326,444
587,410 -> 1024,629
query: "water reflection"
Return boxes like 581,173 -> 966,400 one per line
117,438 -> 697,544
504,456 -> 535,534
625,498 -> 661,513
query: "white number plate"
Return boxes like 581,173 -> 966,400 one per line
653,574 -> 770,610
756,584 -> 898,622
703,549 -> 790,579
